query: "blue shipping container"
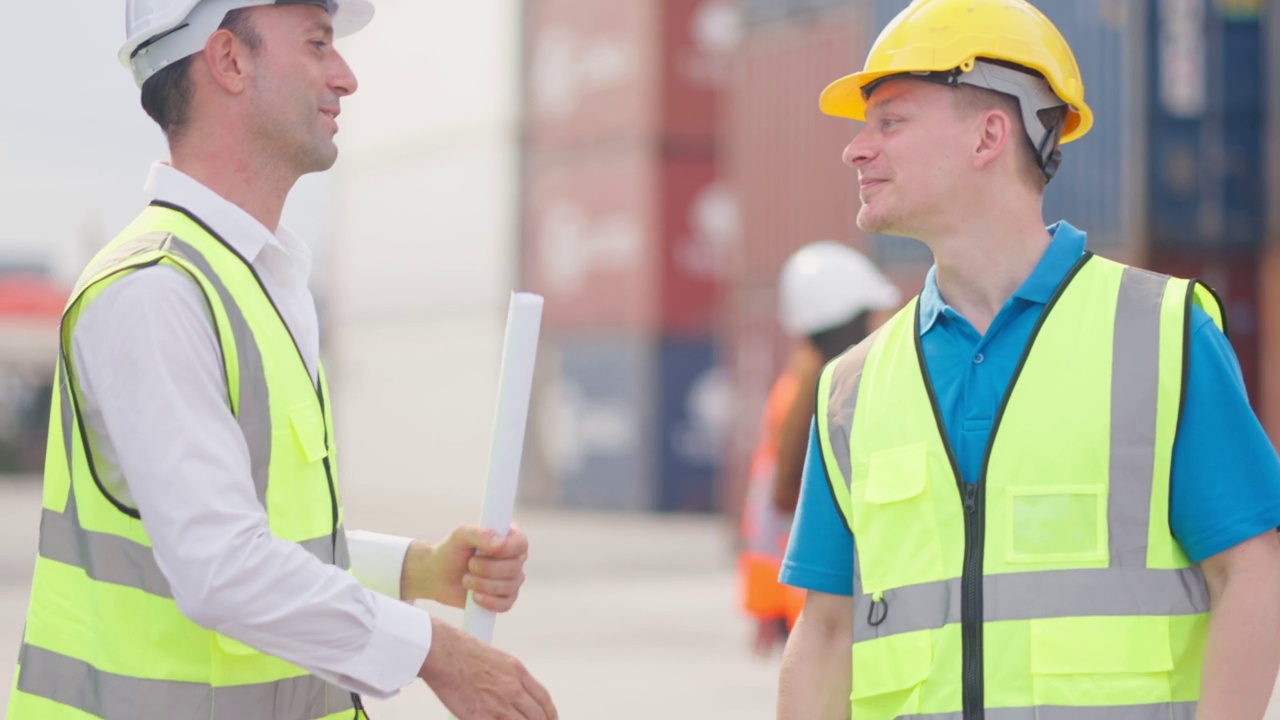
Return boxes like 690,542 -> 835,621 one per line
1146,0 -> 1264,251
521,333 -> 725,512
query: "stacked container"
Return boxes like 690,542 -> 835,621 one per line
520,0 -> 735,511
1142,0 -> 1267,410
717,3 -> 884,526
1264,0 -> 1280,442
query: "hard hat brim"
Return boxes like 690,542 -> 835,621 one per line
819,68 -> 1093,145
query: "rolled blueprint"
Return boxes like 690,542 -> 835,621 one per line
461,292 -> 544,644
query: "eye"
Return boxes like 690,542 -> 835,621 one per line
311,39 -> 329,51
880,117 -> 899,130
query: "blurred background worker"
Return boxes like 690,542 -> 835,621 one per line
737,241 -> 899,655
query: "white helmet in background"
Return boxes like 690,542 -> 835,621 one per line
778,241 -> 901,336
120,0 -> 375,87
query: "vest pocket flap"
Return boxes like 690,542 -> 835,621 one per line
1030,617 -> 1174,675
289,403 -> 328,464
865,445 -> 928,504
850,631 -> 933,699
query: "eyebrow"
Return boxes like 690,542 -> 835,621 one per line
307,20 -> 335,39
866,97 -> 904,116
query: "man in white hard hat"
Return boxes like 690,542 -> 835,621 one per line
737,241 -> 899,655
8,2 -> 557,719
779,1 -> 1280,718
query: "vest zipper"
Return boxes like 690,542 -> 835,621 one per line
959,479 -> 985,720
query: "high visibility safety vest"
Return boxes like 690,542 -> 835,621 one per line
815,253 -> 1226,720
9,203 -> 366,720
738,370 -> 805,628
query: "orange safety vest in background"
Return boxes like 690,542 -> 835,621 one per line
737,370 -> 805,629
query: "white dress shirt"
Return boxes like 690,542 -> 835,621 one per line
70,163 -> 432,699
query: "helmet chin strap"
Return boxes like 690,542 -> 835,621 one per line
864,59 -> 1070,182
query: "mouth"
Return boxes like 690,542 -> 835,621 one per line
858,177 -> 887,200
320,108 -> 340,128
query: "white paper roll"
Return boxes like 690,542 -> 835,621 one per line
461,292 -> 544,644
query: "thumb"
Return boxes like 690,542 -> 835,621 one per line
450,524 -> 502,553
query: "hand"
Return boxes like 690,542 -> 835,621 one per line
419,618 -> 558,720
402,524 -> 529,612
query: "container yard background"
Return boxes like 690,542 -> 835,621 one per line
0,1 -> 1278,717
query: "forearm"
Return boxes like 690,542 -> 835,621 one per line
778,595 -> 851,719
1197,549 -> 1280,719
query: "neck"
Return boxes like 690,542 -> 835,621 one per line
168,128 -> 296,232
925,199 -> 1052,336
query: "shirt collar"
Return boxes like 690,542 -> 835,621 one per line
143,162 -> 291,264
918,221 -> 1089,334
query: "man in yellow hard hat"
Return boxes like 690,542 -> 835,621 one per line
777,1 -> 1280,718
8,2 -> 557,719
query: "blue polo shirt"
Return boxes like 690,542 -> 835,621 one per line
780,222 -> 1280,596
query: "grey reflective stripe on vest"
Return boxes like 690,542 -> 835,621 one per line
840,267 -> 1206,641
39,500 -> 348,598
1108,267 -> 1165,567
824,366 -> 861,489
906,703 -> 1195,720
17,644 -> 353,720
166,236 -> 273,507
853,566 -> 1209,641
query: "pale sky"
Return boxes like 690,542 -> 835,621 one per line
0,4 -> 335,284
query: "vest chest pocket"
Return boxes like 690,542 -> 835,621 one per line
853,444 -> 944,593
1004,485 -> 1107,565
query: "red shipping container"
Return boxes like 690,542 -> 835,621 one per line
524,0 -> 728,152
523,144 -> 728,334
727,8 -> 871,288
1259,244 -> 1280,444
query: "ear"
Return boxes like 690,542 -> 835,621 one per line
973,108 -> 1014,172
199,28 -> 253,94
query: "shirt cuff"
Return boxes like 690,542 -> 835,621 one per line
327,592 -> 433,700
347,529 -> 413,600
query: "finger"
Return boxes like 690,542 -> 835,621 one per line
497,526 -> 529,557
522,670 -> 557,720
513,691 -> 548,720
469,555 -> 526,579
465,573 -> 523,598
471,590 -> 517,613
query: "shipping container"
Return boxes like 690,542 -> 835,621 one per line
741,0 -> 853,26
1145,0 -> 1265,252
1270,0 -> 1280,249
522,144 -> 728,335
728,7 -> 868,287
1148,249 -> 1261,406
713,283 -> 787,527
520,332 -> 727,512
524,0 -> 727,153
1259,244 -> 1280,445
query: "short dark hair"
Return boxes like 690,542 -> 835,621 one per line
952,84 -> 1050,190
139,8 -> 263,137
808,312 -> 871,362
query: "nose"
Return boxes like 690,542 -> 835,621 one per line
843,125 -> 874,168
331,49 -> 359,97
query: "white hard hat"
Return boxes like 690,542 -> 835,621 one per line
120,0 -> 374,88
778,241 -> 901,336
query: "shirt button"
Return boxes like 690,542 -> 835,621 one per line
974,353 -> 985,364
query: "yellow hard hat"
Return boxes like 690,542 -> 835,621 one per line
819,0 -> 1093,145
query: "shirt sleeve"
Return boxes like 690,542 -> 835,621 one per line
1169,305 -> 1280,563
72,266 -> 432,699
779,421 -> 855,596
